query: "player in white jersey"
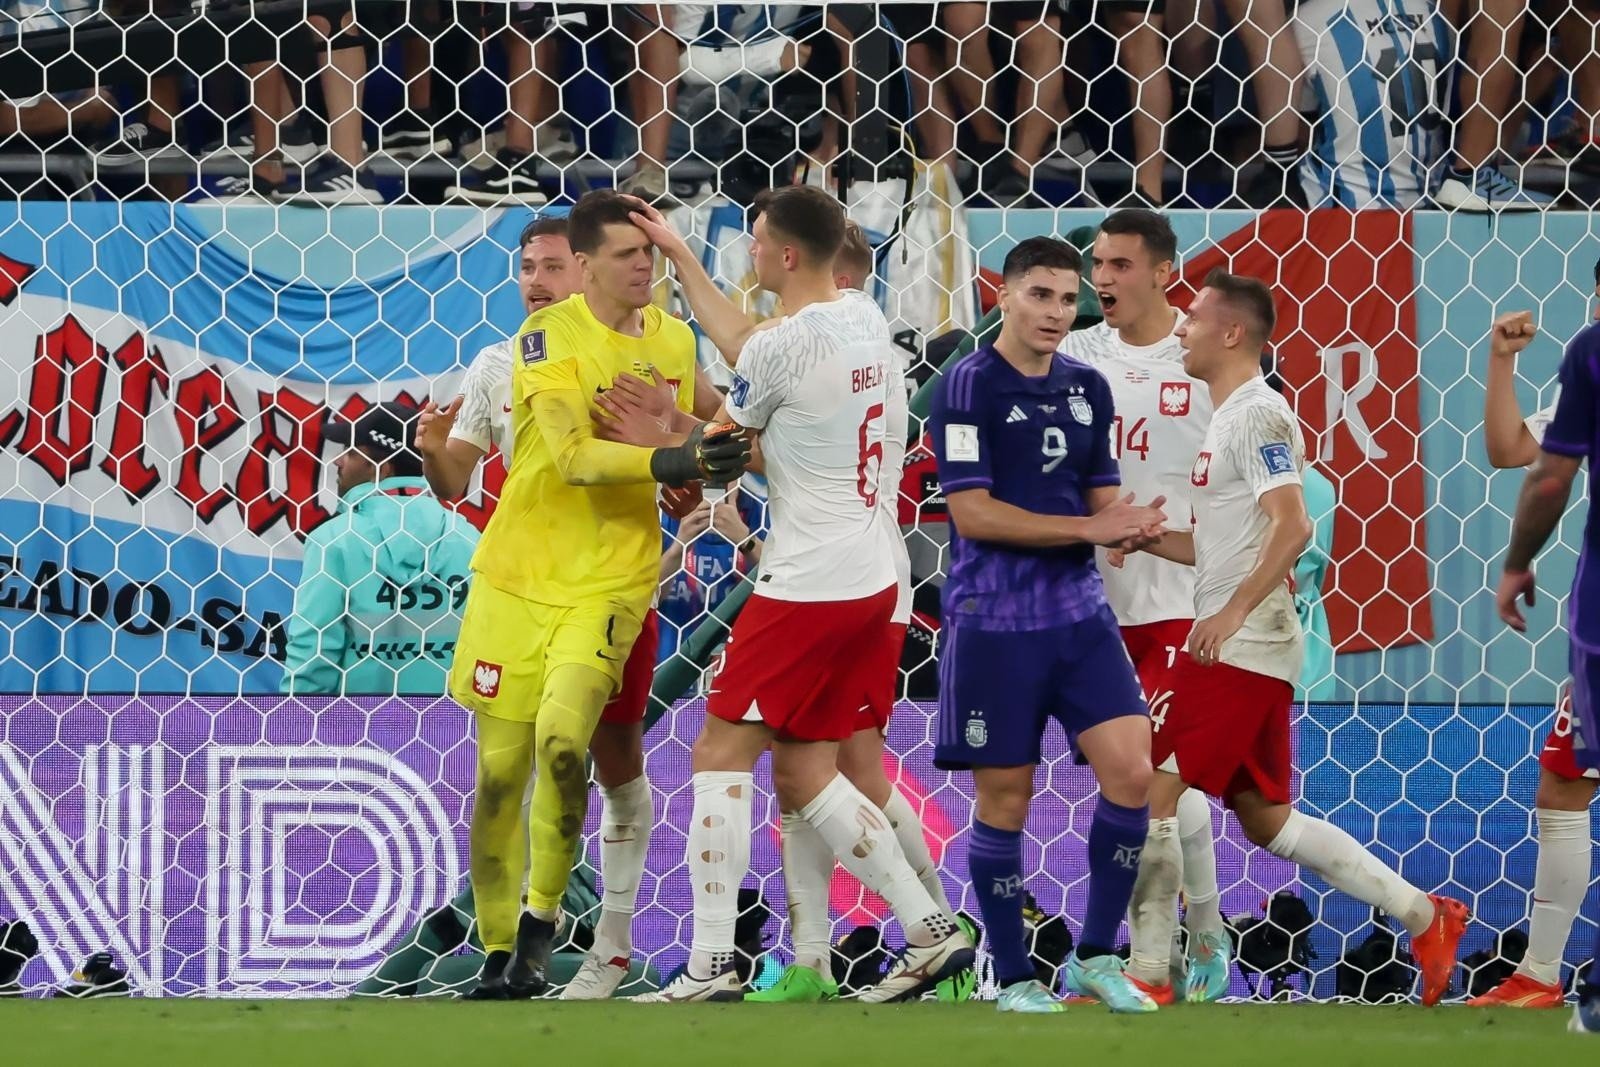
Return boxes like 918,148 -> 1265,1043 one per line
1473,308 -> 1597,1007
1125,270 -> 1469,1007
623,187 -> 972,1004
1067,209 -> 1230,1001
1293,0 -> 1456,209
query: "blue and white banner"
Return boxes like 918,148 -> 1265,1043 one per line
0,203 -> 535,693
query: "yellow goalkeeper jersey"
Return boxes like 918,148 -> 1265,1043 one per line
470,293 -> 697,610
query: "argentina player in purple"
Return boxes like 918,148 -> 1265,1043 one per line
1497,319 -> 1600,1034
930,237 -> 1168,1014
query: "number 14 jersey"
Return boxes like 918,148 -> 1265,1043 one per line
724,290 -> 899,602
1065,316 -> 1212,628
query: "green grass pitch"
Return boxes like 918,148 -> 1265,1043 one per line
2,999 -> 1589,1066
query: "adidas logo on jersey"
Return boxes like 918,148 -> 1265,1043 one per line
1159,381 -> 1191,416
1006,405 -> 1028,423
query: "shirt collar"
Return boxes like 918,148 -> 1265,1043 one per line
338,476 -> 432,510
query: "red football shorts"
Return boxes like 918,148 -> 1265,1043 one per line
1120,619 -> 1194,704
1152,651 -> 1294,808
602,608 -> 659,726
1540,683 -> 1600,782
708,586 -> 898,742
856,621 -> 909,734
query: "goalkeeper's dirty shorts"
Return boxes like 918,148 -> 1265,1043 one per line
449,579 -> 643,723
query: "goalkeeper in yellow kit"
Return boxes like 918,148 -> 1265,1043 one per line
448,190 -> 751,1000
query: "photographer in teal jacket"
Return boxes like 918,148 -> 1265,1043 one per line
282,402 -> 480,696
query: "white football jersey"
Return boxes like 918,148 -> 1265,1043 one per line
724,290 -> 899,602
1189,376 -> 1307,685
877,349 -> 912,624
1526,394 -> 1560,451
1065,316 -> 1212,627
450,340 -> 515,463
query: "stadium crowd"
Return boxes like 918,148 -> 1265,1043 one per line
0,0 -> 1595,210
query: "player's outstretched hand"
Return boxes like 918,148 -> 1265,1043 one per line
1188,606 -> 1246,666
1496,568 -> 1536,632
622,196 -> 692,264
595,380 -> 679,448
1489,311 -> 1536,360
1084,493 -> 1168,547
416,396 -> 462,455
612,369 -> 676,420
661,482 -> 704,520
649,421 -> 753,487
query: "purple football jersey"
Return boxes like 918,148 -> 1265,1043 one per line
929,346 -> 1121,632
1543,321 -> 1600,650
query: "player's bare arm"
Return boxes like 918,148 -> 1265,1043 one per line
1485,311 -> 1541,469
1499,448 -> 1582,631
946,486 -> 1166,549
415,397 -> 486,499
1131,530 -> 1197,566
1189,484 -> 1312,665
622,197 -> 761,364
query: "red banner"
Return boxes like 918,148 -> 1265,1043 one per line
1174,211 -> 1432,653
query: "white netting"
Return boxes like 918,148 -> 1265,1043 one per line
0,0 -> 1596,1002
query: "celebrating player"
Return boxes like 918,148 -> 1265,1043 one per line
1476,308 -> 1596,1008
1125,270 -> 1468,1007
624,186 -> 973,1004
1495,308 -> 1600,1034
415,214 -> 724,1000
1065,209 -> 1231,1000
447,190 -> 751,1000
930,236 -> 1168,1015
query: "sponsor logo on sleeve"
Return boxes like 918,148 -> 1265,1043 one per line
730,373 -> 750,408
1260,442 -> 1296,476
945,423 -> 980,462
519,330 -> 547,365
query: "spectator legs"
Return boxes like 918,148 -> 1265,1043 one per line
310,14 -> 369,170
245,61 -> 290,185
903,40 -> 958,165
1012,18 -> 1069,178
943,4 -> 1009,165
1453,0 -> 1527,172
1110,9 -> 1172,204
502,29 -> 560,159
629,5 -> 681,176
1219,0 -> 1303,158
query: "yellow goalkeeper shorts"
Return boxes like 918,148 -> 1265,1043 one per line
448,578 -> 643,723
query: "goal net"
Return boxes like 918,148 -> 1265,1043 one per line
0,0 -> 1593,1001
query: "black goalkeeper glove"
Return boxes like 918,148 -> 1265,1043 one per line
650,421 -> 753,487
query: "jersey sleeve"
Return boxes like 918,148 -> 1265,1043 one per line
1543,343 -> 1596,458
515,316 -> 583,400
1226,400 -> 1304,500
723,329 -> 788,430
928,358 -> 992,493
449,345 -> 498,451
1086,372 -> 1121,489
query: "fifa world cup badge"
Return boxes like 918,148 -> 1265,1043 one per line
966,712 -> 987,748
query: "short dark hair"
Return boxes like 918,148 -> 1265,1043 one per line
836,221 -> 874,284
519,215 -> 569,248
753,185 -> 847,265
1203,268 -> 1277,342
567,191 -> 639,255
1002,236 -> 1083,282
1097,208 -> 1178,263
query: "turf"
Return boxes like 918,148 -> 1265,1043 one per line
1,999 -> 1588,1066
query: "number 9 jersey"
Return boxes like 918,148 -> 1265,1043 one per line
723,289 -> 900,601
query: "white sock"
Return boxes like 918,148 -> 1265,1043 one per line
798,775 -> 952,947
687,771 -> 753,977
1522,808 -> 1591,985
1128,817 -> 1182,985
882,789 -> 956,920
1266,809 -> 1435,936
595,775 -> 652,955
1177,789 -> 1225,936
780,811 -> 836,974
